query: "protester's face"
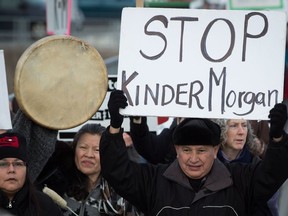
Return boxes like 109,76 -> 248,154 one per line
75,133 -> 101,181
225,119 -> 248,151
175,145 -> 219,179
0,158 -> 26,199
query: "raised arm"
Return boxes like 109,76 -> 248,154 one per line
100,90 -> 155,213
130,117 -> 177,164
253,103 -> 288,209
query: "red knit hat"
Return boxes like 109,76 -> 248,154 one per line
0,132 -> 27,162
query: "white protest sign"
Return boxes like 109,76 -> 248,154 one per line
117,8 -> 287,120
46,0 -> 72,35
227,0 -> 285,10
58,75 -> 158,141
0,50 -> 12,129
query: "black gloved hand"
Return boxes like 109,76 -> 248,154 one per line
108,90 -> 128,128
268,103 -> 287,138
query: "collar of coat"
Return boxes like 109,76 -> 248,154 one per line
0,180 -> 29,211
163,159 -> 233,202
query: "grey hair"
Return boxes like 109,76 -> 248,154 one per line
212,119 -> 256,153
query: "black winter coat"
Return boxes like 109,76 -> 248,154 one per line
0,182 -> 63,216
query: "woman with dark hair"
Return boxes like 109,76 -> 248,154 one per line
36,123 -> 142,216
64,124 -> 106,203
0,132 -> 63,216
49,123 -> 141,216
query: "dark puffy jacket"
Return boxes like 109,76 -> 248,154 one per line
0,182 -> 63,216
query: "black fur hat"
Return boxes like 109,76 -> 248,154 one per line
172,118 -> 220,146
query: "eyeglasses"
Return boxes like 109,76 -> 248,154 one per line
0,161 -> 27,169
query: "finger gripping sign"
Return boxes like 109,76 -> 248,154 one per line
117,8 -> 287,120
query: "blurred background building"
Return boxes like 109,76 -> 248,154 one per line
0,0 -> 137,94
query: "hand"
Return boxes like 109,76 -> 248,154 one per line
268,103 -> 287,138
129,116 -> 142,124
108,90 -> 128,128
132,116 -> 141,121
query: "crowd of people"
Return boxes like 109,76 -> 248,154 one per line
1,0 -> 288,215
1,91 -> 288,216
98,90 -> 288,216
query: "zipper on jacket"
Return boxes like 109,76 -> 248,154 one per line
8,200 -> 12,208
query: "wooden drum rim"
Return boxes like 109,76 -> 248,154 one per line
14,35 -> 108,129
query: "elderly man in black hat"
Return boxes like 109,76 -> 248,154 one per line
100,90 -> 288,216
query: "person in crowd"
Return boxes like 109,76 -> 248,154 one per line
214,118 -> 279,215
63,123 -> 130,216
0,132 -> 63,216
99,90 -> 288,216
4,96 -> 59,183
36,123 -> 142,216
131,115 -> 273,212
36,133 -> 147,196
215,119 -> 263,164
130,117 -> 269,164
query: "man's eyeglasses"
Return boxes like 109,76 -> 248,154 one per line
0,161 -> 27,169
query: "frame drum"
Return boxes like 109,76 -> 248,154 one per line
14,35 -> 108,129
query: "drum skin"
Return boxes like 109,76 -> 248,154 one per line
14,35 -> 108,130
